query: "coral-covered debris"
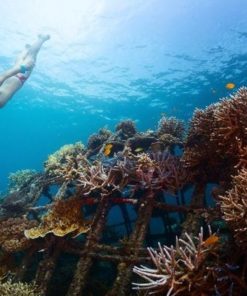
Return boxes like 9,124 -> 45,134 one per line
0,217 -> 37,252
25,197 -> 91,239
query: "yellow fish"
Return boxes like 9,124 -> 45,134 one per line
134,147 -> 144,153
204,234 -> 219,247
225,82 -> 235,90
103,144 -> 113,156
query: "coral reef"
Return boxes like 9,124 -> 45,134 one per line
133,227 -> 221,295
219,168 -> 247,248
1,88 -> 247,295
157,116 -> 185,142
182,87 -> 247,183
0,217 -> 37,252
8,169 -> 38,194
0,279 -> 41,296
115,120 -> 137,140
25,197 -> 91,239
44,142 -> 85,176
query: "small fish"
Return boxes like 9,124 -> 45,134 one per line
103,144 -> 113,156
38,248 -> 46,253
134,147 -> 144,153
225,82 -> 235,90
204,234 -> 219,246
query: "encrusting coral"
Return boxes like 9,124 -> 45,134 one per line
0,217 -> 37,252
0,279 -> 41,296
24,197 -> 91,239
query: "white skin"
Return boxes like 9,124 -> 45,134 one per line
0,34 -> 50,108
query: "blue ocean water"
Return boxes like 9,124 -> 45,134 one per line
0,0 -> 247,193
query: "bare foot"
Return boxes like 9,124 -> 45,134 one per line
38,34 -> 50,42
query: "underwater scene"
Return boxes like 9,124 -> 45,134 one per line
1,0 -> 247,295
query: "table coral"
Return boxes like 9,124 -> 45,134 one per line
25,197 -> 91,239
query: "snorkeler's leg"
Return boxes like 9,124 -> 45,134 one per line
26,34 -> 50,60
0,65 -> 22,86
0,77 -> 22,108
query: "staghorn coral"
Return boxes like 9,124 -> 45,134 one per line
212,88 -> 247,156
25,197 -> 91,239
157,116 -> 185,141
115,120 -> 137,139
87,127 -> 112,151
133,227 -> 221,295
0,279 -> 41,296
132,152 -> 188,193
0,217 -> 37,253
182,87 -> 247,183
8,169 -> 38,193
44,142 -> 85,176
219,168 -> 247,248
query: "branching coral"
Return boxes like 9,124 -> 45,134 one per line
219,168 -> 247,248
157,116 -> 185,143
115,120 -> 137,139
132,152 -> 188,193
0,279 -> 41,296
8,169 -> 38,194
25,197 -> 91,239
133,227 -> 220,295
87,128 -> 112,152
0,217 -> 37,252
182,87 -> 247,183
44,142 -> 85,176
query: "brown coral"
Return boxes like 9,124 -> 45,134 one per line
219,168 -> 247,248
115,120 -> 137,139
182,87 -> 247,183
157,116 -> 185,141
0,217 -> 37,252
25,197 -> 91,239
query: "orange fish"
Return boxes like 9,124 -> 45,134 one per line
103,144 -> 113,156
225,82 -> 235,90
204,234 -> 219,247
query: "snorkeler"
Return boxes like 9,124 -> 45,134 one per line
0,34 -> 50,108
